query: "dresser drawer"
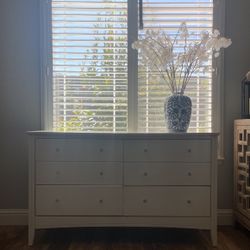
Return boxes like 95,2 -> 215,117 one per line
36,162 -> 122,185
124,163 -> 210,186
124,187 -> 210,216
36,186 -> 122,215
124,140 -> 210,162
36,139 -> 122,161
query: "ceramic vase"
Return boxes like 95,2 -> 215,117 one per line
164,94 -> 192,132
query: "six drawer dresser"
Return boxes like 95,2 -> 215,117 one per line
28,132 -> 218,246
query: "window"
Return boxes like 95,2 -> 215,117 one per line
137,1 -> 213,132
42,0 -> 220,133
50,0 -> 128,132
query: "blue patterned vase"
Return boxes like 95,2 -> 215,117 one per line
164,94 -> 192,132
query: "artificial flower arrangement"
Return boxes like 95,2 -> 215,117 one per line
132,22 -> 232,132
132,22 -> 232,95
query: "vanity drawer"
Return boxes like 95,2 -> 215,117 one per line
124,140 -> 210,162
36,139 -> 122,162
36,162 -> 122,185
124,187 -> 210,216
36,186 -> 122,215
124,162 -> 210,186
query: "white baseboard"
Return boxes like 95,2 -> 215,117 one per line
217,209 -> 234,226
0,209 -> 28,225
0,209 -> 233,226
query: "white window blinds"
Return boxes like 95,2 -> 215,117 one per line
50,0 -> 214,133
138,0 -> 213,132
52,0 -> 128,132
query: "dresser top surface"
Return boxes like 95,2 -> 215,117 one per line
27,131 -> 218,139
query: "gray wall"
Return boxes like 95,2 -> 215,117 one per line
220,0 -> 250,208
0,0 -> 41,209
0,0 -> 250,210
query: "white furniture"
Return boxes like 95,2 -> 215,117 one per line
28,132 -> 218,246
234,120 -> 250,230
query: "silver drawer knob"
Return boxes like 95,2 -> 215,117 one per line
187,149 -> 192,153
144,149 -> 148,153
99,199 -> 103,203
188,172 -> 192,176
187,200 -> 191,204
143,199 -> 148,203
144,172 -> 148,177
99,171 -> 104,176
99,148 -> 104,153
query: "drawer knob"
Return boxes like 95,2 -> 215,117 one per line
187,149 -> 192,153
99,171 -> 104,176
99,199 -> 103,204
55,148 -> 60,152
55,199 -> 60,203
144,149 -> 148,153
187,200 -> 191,204
188,172 -> 192,176
143,172 -> 148,177
143,199 -> 148,203
99,148 -> 104,153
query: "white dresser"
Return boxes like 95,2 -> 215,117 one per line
28,132 -> 218,246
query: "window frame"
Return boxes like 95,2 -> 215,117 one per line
40,0 -> 53,130
212,0 -> 226,158
40,0 -> 226,156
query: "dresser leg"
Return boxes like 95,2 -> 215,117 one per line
28,227 -> 35,246
211,228 -> 217,247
